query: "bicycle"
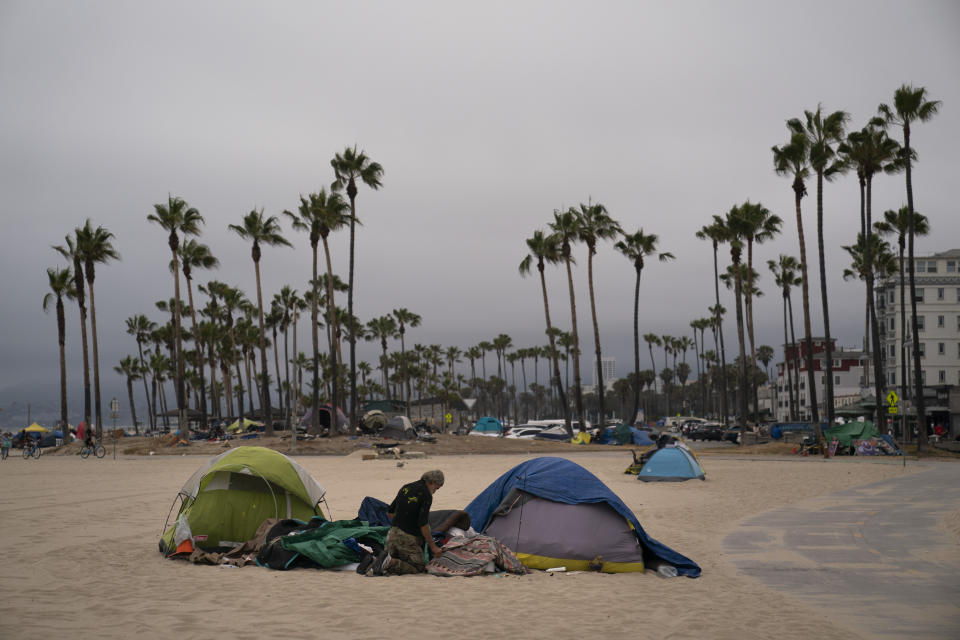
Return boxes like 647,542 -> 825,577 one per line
80,442 -> 106,459
22,442 -> 41,459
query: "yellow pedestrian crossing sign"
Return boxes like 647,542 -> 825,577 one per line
886,391 -> 899,406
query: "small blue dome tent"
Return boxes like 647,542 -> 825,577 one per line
470,416 -> 503,436
637,447 -> 705,482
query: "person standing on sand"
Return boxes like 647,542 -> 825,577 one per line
371,469 -> 445,575
1,432 -> 10,460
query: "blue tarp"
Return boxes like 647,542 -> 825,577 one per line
464,457 -> 701,578
598,425 -> 656,446
357,496 -> 391,526
638,447 -> 705,482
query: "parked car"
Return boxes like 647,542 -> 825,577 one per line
504,425 -> 544,439
688,423 -> 725,441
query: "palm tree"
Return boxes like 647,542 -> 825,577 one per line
839,122 -> 903,429
643,333 -> 662,412
574,201 -> 621,424
615,230 -> 674,426
876,206 -> 930,440
550,208 -> 587,433
735,201 -> 781,423
148,196 -> 203,438
74,219 -> 120,439
285,189 -> 350,434
392,308 -> 421,418
53,235 -> 91,436
228,209 -> 292,437
719,206 -> 750,423
492,334 -> 513,420
769,255 -> 802,421
365,315 -> 398,397
331,145 -> 384,432
114,355 -> 141,434
43,267 -> 76,433
126,314 -> 157,429
788,105 -> 849,428
690,318 -> 710,415
772,131 -> 820,430
878,84 -> 941,451
178,238 -> 218,429
696,218 -> 732,426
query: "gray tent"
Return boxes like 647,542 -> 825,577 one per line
380,415 -> 416,440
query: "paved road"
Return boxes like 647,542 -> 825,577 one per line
724,460 -> 960,639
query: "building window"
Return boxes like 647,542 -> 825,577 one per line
938,288 -> 945,300
890,317 -> 895,331
919,343 -> 926,358
833,359 -> 841,367
800,380 -> 805,390
889,290 -> 894,303
917,316 -> 925,332
927,261 -> 938,273
916,260 -> 926,273
889,371 -> 896,385
889,344 -> 896,357
921,370 -> 926,384
820,375 -> 825,384
800,396 -> 806,406
948,260 -> 957,273
938,342 -> 945,355
939,370 -> 946,383
938,315 -> 945,328
834,375 -> 840,385
915,288 -> 925,303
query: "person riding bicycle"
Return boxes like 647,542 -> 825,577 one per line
84,428 -> 95,450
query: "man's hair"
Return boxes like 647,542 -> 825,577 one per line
421,470 -> 444,486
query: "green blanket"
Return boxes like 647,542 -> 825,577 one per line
280,519 -> 389,567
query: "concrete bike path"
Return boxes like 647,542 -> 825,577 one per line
723,460 -> 960,639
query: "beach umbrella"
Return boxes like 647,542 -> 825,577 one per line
24,422 -> 49,433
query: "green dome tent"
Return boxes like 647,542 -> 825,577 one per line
160,446 -> 327,555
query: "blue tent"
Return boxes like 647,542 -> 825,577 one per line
465,457 -> 700,577
471,416 -> 503,435
638,447 -> 705,482
598,425 -> 655,446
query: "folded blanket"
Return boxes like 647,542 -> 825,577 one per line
426,535 -> 528,577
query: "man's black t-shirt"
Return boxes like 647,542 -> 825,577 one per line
388,479 -> 433,539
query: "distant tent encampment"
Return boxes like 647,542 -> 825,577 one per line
465,457 -> 700,576
637,446 -> 706,482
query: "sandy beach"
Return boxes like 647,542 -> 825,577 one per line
1,447 -> 955,640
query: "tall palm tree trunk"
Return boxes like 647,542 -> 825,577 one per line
168,241 -> 188,439
782,293 -> 795,421
126,376 -> 138,435
711,241 -> 729,427
87,280 -> 104,439
537,268 -> 570,434
630,271 -> 642,425
745,244 -> 759,424
136,339 -> 152,429
564,255 -> 586,433
322,237 -> 339,431
865,179 -> 885,433
347,188 -> 358,434
793,188 -> 821,431
733,264 -> 748,424
185,280 -> 207,429
904,126 -> 927,450
311,244 -> 321,435
587,251 -> 605,423
816,172 -> 836,428
787,293 -> 801,420
253,260 -> 272,435
57,298 -> 68,432
897,239 -> 908,441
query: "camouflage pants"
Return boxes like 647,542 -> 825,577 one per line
385,527 -> 425,575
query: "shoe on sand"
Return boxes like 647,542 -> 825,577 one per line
370,550 -> 392,576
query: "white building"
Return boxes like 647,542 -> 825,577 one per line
877,248 -> 960,390
774,339 -> 867,422
593,356 -> 616,386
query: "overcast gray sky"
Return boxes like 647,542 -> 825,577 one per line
2,1 -> 958,425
